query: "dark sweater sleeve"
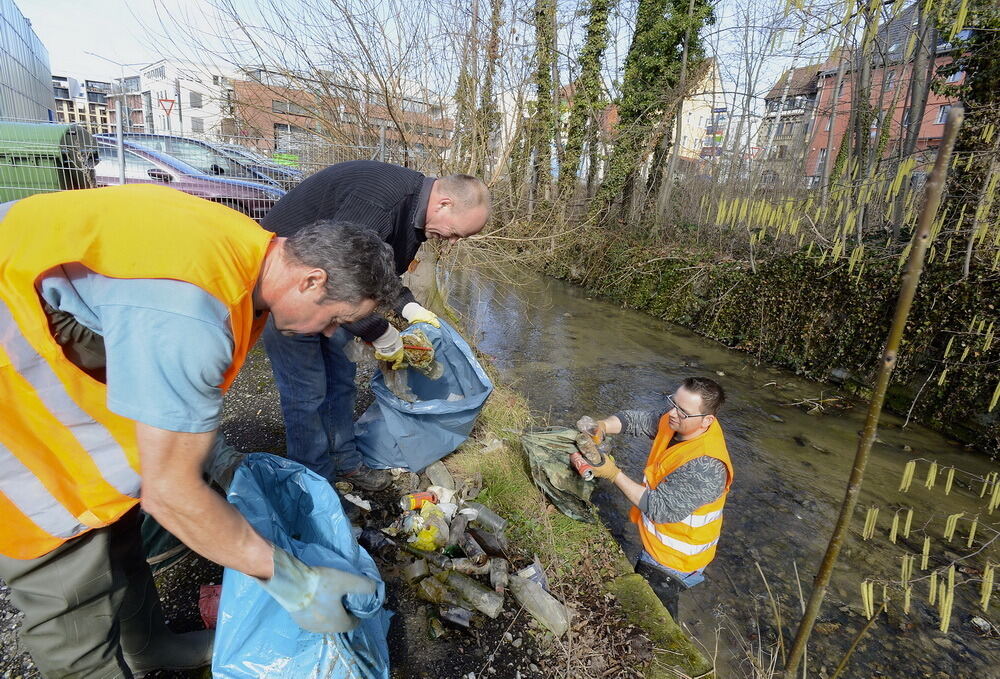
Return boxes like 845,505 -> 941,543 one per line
341,314 -> 390,342
615,410 -> 664,439
393,286 -> 417,313
637,457 -> 728,524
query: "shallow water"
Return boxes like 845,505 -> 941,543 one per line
444,265 -> 1000,678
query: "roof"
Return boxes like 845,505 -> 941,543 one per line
764,63 -> 822,101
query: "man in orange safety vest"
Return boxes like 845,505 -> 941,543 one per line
0,184 -> 399,677
577,377 -> 732,619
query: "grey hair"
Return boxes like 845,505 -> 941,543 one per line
438,174 -> 491,213
284,220 -> 400,305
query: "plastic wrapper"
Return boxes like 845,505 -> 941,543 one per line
212,454 -> 391,679
355,320 -> 493,472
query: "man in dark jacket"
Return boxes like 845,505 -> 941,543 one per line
261,160 -> 490,490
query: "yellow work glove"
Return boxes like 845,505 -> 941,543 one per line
372,326 -> 407,370
590,454 -> 620,480
401,302 -> 440,329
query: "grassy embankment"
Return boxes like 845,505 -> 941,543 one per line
443,357 -> 713,678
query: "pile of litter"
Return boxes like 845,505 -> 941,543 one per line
348,461 -> 572,640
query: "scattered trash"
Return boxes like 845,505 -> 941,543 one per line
343,493 -> 372,511
509,575 -> 571,636
427,484 -> 457,505
404,558 -> 429,583
441,572 -> 504,619
465,502 -> 507,532
440,606 -> 474,628
425,460 -> 456,489
489,559 -> 509,595
517,555 -> 550,592
400,491 -> 438,510
460,531 -> 489,565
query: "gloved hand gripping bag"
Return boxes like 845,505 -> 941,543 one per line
213,453 -> 391,678
355,319 -> 493,472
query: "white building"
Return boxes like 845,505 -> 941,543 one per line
138,59 -> 237,137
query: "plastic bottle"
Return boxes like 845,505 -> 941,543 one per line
439,572 -> 504,619
464,502 -> 507,532
508,575 -> 570,636
489,558 -> 509,594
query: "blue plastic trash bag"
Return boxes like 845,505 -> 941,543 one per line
355,320 -> 493,471
213,453 -> 391,679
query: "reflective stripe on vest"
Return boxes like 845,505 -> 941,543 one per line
631,417 -> 734,572
0,185 -> 273,559
0,441 -> 86,540
641,515 -> 720,555
0,297 -> 141,499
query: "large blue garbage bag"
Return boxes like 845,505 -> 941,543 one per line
355,320 -> 493,471
212,454 -> 391,679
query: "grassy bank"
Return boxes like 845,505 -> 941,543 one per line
534,234 -> 999,454
445,365 -> 714,678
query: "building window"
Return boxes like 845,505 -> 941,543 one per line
837,81 -> 846,99
190,117 -> 204,133
824,116 -> 832,131
902,108 -> 911,127
189,91 -> 203,108
885,70 -> 897,90
946,70 -> 965,83
777,145 -> 787,159
817,148 -> 828,171
936,105 -> 951,123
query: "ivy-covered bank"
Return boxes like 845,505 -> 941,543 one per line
542,239 -> 1000,453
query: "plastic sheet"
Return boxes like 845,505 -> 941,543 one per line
355,320 -> 493,472
212,454 -> 391,679
520,427 -> 596,523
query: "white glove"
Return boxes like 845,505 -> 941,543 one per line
401,302 -> 440,328
259,548 -> 377,634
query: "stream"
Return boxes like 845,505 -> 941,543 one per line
444,265 -> 1000,679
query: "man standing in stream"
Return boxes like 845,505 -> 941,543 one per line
261,160 -> 491,491
577,377 -> 733,618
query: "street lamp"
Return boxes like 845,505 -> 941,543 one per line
84,52 -> 148,186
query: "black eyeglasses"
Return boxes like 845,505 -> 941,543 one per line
666,393 -> 709,420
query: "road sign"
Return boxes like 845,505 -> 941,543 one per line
158,98 -> 175,116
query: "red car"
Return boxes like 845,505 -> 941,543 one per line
93,139 -> 284,221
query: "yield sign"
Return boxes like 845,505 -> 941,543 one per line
158,98 -> 175,116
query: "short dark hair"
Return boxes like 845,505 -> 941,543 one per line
438,174 -> 491,212
681,376 -> 726,415
284,220 -> 400,305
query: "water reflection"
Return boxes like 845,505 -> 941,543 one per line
444,265 -> 1000,678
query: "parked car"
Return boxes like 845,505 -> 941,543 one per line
214,143 -> 304,190
98,133 -> 288,190
93,139 -> 284,221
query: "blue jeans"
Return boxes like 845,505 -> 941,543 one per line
637,550 -> 705,587
262,319 -> 360,480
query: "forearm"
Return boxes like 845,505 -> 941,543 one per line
137,424 -> 273,578
610,469 -> 646,508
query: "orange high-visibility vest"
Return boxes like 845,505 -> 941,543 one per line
629,416 -> 733,573
0,185 -> 273,559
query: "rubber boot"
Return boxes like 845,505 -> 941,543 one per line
118,560 -> 214,677
634,559 -> 683,621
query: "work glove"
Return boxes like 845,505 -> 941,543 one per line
259,548 -> 377,634
203,435 -> 244,492
372,325 -> 406,370
590,454 -> 621,481
401,302 -> 440,329
576,415 -> 607,444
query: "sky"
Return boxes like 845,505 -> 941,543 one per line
17,0 -> 190,80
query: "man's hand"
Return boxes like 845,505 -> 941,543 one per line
260,548 -> 377,634
372,325 -> 406,369
401,302 -> 440,328
591,454 -> 621,480
137,424 -> 273,578
576,415 -> 607,443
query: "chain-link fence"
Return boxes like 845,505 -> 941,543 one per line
0,117 -> 443,219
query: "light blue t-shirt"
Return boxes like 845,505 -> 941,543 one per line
37,263 -> 235,433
